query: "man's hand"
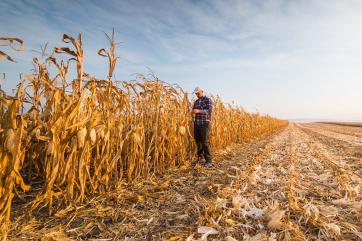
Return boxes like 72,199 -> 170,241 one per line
192,109 -> 203,114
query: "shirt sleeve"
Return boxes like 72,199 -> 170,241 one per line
203,98 -> 213,115
192,100 -> 197,109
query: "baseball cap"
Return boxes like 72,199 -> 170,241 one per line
193,86 -> 203,94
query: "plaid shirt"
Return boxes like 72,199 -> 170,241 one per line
193,96 -> 213,125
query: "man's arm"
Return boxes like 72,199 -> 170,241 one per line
197,98 -> 212,115
191,101 -> 198,115
204,98 -> 212,115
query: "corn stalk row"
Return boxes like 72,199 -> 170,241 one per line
0,33 -> 287,239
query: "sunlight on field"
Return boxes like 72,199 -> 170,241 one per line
0,34 -> 288,240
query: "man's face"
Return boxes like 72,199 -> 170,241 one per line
195,91 -> 203,99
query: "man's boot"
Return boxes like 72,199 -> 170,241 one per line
203,158 -> 213,168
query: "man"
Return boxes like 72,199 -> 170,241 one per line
191,86 -> 213,167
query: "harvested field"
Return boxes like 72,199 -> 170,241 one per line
312,123 -> 362,138
320,122 -> 362,128
7,123 -> 362,240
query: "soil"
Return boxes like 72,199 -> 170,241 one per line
8,123 -> 362,241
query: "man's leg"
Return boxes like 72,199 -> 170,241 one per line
201,123 -> 212,164
194,124 -> 204,162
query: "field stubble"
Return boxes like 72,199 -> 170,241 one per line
7,123 -> 362,240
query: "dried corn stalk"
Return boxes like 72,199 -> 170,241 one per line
0,37 -> 24,62
0,32 -> 288,240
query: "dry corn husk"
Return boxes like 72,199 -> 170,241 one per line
324,223 -> 341,236
245,233 -> 274,241
198,226 -> 218,241
117,125 -> 123,136
77,127 -> 87,148
132,132 -> 141,143
46,142 -> 54,156
89,128 -> 96,145
179,126 -> 186,136
331,198 -> 362,210
248,172 -> 259,186
197,226 -> 218,234
4,129 -> 16,153
98,129 -> 105,140
303,203 -> 319,221
232,195 -> 244,209
225,236 -> 238,241
71,136 -> 77,150
266,206 -> 285,230
225,218 -> 235,225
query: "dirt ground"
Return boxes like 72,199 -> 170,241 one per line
9,123 -> 362,241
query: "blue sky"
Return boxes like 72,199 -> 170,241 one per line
0,0 -> 361,120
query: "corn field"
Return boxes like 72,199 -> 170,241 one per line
0,33 -> 287,239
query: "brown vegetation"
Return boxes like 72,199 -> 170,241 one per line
0,33 -> 287,240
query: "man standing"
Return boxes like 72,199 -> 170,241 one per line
191,86 -> 213,167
